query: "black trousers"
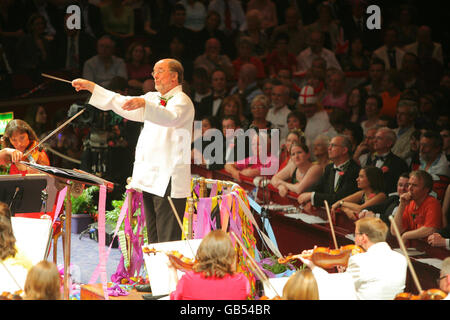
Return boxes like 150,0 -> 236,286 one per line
142,180 -> 187,244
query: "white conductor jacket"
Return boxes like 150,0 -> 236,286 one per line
89,84 -> 195,198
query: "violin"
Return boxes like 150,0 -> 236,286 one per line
21,141 -> 49,165
143,247 -> 196,272
395,289 -> 447,300
278,245 -> 365,269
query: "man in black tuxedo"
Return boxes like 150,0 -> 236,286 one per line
365,127 -> 409,194
297,134 -> 360,208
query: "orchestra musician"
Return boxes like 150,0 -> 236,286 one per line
300,217 -> 407,300
1,119 -> 50,174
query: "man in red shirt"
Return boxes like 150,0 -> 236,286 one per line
391,170 -> 442,243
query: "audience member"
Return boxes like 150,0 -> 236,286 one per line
339,36 -> 370,72
372,27 -> 405,70
238,9 -> 270,61
194,37 -> 234,81
208,0 -> 246,37
391,99 -> 418,159
246,0 -> 278,31
178,0 -> 207,32
312,134 -> 331,170
24,105 -> 49,139
216,94 -> 248,129
24,260 -> 61,300
364,127 -> 409,194
271,139 -> 322,197
321,70 -> 348,113
53,12 -> 96,76
416,94 -> 438,130
196,69 -> 228,120
270,6 -> 308,56
100,0 -> 135,42
265,32 -> 298,78
246,94 -> 273,131
390,5 -> 418,47
232,36 -> 265,80
363,58 -> 386,96
297,30 -> 342,73
342,121 -> 364,155
405,130 -> 421,170
125,41 -> 153,94
287,110 -> 306,133
427,184 -> 450,249
403,25 -> 444,66
360,94 -> 383,135
266,84 -> 291,142
15,13 -> 56,77
418,130 -> 450,180
276,68 -> 300,108
282,268 -> 319,300
353,127 -> 378,167
82,35 -> 127,88
297,135 -> 360,210
195,10 -> 230,58
278,129 -> 303,170
298,85 -> 333,150
229,63 -> 263,117
391,170 -> 442,242
379,70 -> 404,119
167,35 -> 193,83
0,215 -> 33,294
74,0 -> 104,39
331,166 -> 387,221
304,2 -> 340,52
441,127 -> 450,162
399,52 -> 426,93
224,129 -> 278,182
157,3 -> 197,59
190,67 -> 213,120
301,217 -> 407,300
361,172 -> 411,227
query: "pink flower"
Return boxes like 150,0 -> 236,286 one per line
338,171 -> 345,176
381,166 -> 389,173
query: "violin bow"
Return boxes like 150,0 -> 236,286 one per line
167,196 -> 196,258
324,200 -> 339,249
389,216 -> 423,293
23,108 -> 86,159
230,231 -> 281,298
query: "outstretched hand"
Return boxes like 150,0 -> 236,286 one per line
72,78 -> 95,93
122,98 -> 146,111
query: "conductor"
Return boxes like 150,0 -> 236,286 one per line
72,58 -> 195,244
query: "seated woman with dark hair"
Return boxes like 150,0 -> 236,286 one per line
278,129 -> 303,170
331,166 -> 387,221
271,139 -> 323,197
169,230 -> 250,300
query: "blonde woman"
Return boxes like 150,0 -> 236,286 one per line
24,261 -> 61,300
282,268 -> 319,300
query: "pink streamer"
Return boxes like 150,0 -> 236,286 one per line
52,186 -> 67,226
194,198 -> 212,239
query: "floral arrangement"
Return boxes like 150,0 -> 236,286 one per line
70,185 -> 98,218
258,251 -> 298,278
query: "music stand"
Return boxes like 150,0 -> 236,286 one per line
0,174 -> 49,215
20,162 -> 114,300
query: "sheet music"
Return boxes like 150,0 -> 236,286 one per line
415,258 -> 443,270
284,213 -> 328,224
393,248 -> 425,257
11,217 -> 52,265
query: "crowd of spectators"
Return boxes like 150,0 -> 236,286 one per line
0,1 -> 449,216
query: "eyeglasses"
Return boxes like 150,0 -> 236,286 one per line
152,69 -> 171,77
436,275 -> 447,286
329,143 -> 343,148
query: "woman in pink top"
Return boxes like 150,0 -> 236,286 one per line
169,230 -> 250,300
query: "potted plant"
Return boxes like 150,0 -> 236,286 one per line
70,185 -> 98,234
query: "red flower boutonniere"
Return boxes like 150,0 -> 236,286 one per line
338,171 -> 345,176
159,96 -> 173,107
381,166 -> 389,173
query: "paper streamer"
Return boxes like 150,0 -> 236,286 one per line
247,196 -> 279,249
